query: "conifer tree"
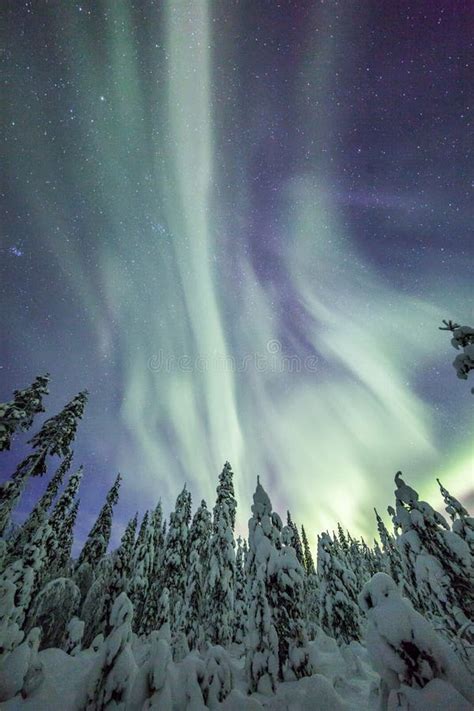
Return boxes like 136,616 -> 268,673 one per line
0,373 -> 50,452
81,557 -> 114,648
75,473 -> 121,601
374,508 -> 403,586
129,511 -> 155,632
215,461 -> 237,531
245,569 -> 279,694
150,500 -> 164,578
26,576 -> 80,649
180,499 -> 211,648
161,486 -> 191,628
9,453 -> 72,559
318,532 -> 362,644
337,522 -> 350,556
439,320 -> 474,392
286,511 -> 305,568
81,593 -> 136,710
102,513 -> 138,626
390,471 -> 474,648
233,536 -> 247,643
205,463 -> 237,646
267,525 -> 312,680
437,478 -> 474,556
245,477 -> 281,588
300,525 -> 315,575
55,499 -> 80,577
0,390 -> 87,536
141,587 -> 171,640
76,473 -> 121,570
245,478 -> 285,688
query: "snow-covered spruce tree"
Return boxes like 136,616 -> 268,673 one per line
267,525 -> 312,680
0,626 -> 43,703
161,485 -> 192,630
286,511 -> 305,568
130,632 -> 173,710
64,616 -> 84,656
0,390 -> 87,536
81,557 -> 115,648
346,536 -> 377,592
0,578 -> 24,664
233,535 -> 247,644
141,586 -> 171,640
359,572 -> 474,709
150,500 -> 164,577
437,478 -> 474,556
129,510 -> 155,633
8,452 -> 73,560
245,477 -> 282,589
0,373 -> 49,452
180,499 -> 211,648
215,461 -> 237,532
54,498 -> 80,577
205,462 -> 237,647
81,592 -> 137,711
26,576 -> 80,649
337,522 -> 350,556
201,644 -> 234,707
0,528 -> 48,628
245,478 -> 282,691
300,524 -> 315,576
439,319 -> 474,393
390,471 -> 473,648
317,531 -> 362,645
245,568 -> 279,694
374,507 -> 404,587
101,513 -> 138,629
75,473 -> 121,600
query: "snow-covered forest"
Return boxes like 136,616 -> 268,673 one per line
0,324 -> 473,711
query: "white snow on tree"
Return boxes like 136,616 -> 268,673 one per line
267,525 -> 313,680
63,615 -> 84,656
390,471 -> 473,651
201,644 -> 234,707
205,462 -> 237,647
26,576 -> 80,649
81,557 -> 114,647
245,478 -> 282,693
129,510 -> 155,633
75,473 -> 121,601
80,592 -> 137,710
181,499 -> 211,648
0,626 -> 42,702
301,524 -> 315,576
0,389 -> 87,536
374,508 -> 404,588
317,532 -> 362,645
101,513 -> 137,630
286,511 -> 305,569
0,578 -> 24,664
439,320 -> 474,393
161,485 -> 192,631
437,477 -> 474,557
245,569 -> 279,694
359,572 -> 474,710
0,373 -> 49,452
8,452 -> 72,561
233,536 -> 247,644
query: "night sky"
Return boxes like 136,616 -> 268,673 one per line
1,1 -> 473,549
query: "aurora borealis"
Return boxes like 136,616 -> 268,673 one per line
1,1 -> 472,547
